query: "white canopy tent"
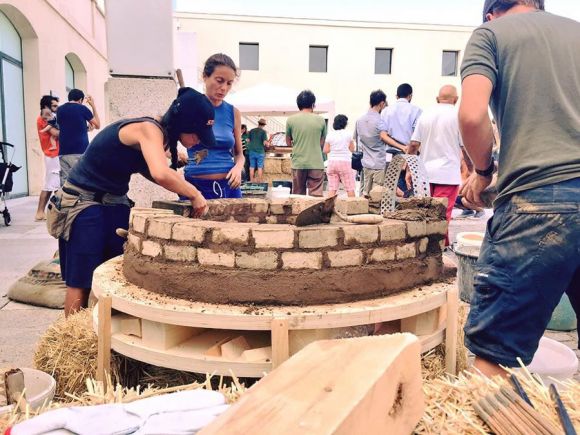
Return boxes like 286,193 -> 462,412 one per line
226,83 -> 335,117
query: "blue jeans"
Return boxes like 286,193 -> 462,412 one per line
465,177 -> 580,366
181,176 -> 242,200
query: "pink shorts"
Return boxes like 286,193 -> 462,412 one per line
326,160 -> 356,192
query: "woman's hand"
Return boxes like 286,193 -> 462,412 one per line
190,193 -> 208,218
226,165 -> 243,188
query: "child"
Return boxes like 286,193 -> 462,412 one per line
39,107 -> 58,151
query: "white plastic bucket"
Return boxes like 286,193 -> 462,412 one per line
0,368 -> 56,415
271,186 -> 291,199
456,232 -> 485,248
525,337 -> 579,385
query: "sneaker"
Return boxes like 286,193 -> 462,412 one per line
455,209 -> 475,219
471,210 -> 486,219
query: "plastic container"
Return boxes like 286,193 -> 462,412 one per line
272,180 -> 292,190
454,243 -> 481,303
0,368 -> 56,415
548,294 -> 578,331
271,186 -> 291,199
525,337 -> 579,385
456,232 -> 485,248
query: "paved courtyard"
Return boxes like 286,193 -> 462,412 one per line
0,196 -> 577,380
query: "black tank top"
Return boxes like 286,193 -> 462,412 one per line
67,117 -> 164,196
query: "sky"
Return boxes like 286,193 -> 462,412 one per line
175,0 -> 580,26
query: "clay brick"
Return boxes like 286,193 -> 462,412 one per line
298,226 -> 339,249
426,220 -> 448,236
265,216 -> 278,224
396,243 -> 417,260
127,233 -> 141,251
269,199 -> 290,215
172,221 -> 214,243
246,198 -> 269,214
406,220 -> 427,238
281,252 -> 323,270
335,197 -> 369,215
264,158 -> 282,173
431,197 -> 448,208
281,159 -> 292,174
291,197 -> 324,214
342,225 -> 379,245
253,225 -> 295,249
247,216 -> 261,223
212,224 -> 255,245
164,245 -> 197,262
132,215 -> 148,234
197,249 -> 235,267
379,220 -> 406,242
369,246 -> 396,263
368,186 -> 387,203
236,252 -> 279,270
147,216 -> 184,239
418,237 -> 429,254
130,209 -> 173,229
142,240 -> 162,257
327,249 -> 363,267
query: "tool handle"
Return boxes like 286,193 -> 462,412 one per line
550,384 -> 577,435
510,374 -> 534,408
176,68 -> 185,88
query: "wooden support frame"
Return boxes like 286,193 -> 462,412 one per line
96,293 -> 112,388
445,288 -> 459,375
271,318 -> 289,369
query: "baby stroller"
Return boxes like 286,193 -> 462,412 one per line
0,141 -> 21,226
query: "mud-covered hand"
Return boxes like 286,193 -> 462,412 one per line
226,165 -> 243,189
190,193 -> 208,219
460,173 -> 492,208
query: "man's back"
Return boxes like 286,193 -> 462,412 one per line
462,11 -> 580,204
356,110 -> 387,170
286,112 -> 326,170
412,104 -> 462,185
247,127 -> 267,154
57,102 -> 93,156
381,99 -> 422,145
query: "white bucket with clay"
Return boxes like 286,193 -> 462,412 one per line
0,368 -> 56,415
525,337 -> 579,385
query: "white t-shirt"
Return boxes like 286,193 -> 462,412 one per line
325,129 -> 353,162
411,104 -> 463,185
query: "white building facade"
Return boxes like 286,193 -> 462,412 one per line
175,13 -> 474,128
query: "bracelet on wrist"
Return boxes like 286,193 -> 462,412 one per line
475,159 -> 495,177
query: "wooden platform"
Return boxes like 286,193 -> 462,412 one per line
93,257 -> 458,380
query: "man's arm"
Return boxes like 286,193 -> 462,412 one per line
285,122 -> 293,147
380,132 -> 408,153
458,74 -> 494,170
408,140 -> 421,155
85,95 -> 101,130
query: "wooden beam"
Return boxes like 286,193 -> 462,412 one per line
97,294 -> 112,388
271,318 -> 289,369
401,308 -> 440,336
200,334 -> 424,435
445,288 -> 459,375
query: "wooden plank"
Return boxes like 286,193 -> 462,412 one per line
445,288 -> 459,375
271,318 -> 289,369
241,346 -> 272,362
97,295 -> 112,387
111,313 -> 142,337
401,308 -> 440,336
141,320 -> 201,350
220,336 -> 251,360
92,258 -> 450,331
204,336 -> 234,357
200,334 -> 424,435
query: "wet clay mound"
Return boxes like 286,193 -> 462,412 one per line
123,249 -> 443,306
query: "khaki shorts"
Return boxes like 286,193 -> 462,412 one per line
361,167 -> 386,196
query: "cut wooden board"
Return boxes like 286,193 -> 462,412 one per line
200,334 -> 424,435
241,346 -> 272,362
141,320 -> 202,350
220,336 -> 250,360
401,308 -> 440,336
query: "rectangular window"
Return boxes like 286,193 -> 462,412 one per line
375,48 -> 393,74
309,45 -> 328,73
442,50 -> 459,76
239,43 -> 259,71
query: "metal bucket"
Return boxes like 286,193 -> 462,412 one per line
453,244 -> 481,303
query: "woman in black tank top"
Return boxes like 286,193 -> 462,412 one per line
58,87 -> 216,316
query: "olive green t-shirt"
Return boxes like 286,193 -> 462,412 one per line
286,112 -> 327,170
461,11 -> 580,205
247,127 -> 268,154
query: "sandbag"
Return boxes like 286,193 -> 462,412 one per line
7,260 -> 65,309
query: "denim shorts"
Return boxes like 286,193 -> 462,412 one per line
464,177 -> 579,366
181,176 -> 242,200
249,152 -> 265,169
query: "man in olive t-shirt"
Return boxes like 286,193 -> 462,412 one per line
459,0 -> 580,378
286,90 -> 327,196
247,118 -> 269,182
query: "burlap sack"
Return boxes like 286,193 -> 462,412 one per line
7,260 -> 66,309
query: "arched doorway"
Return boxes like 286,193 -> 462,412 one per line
65,53 -> 87,94
0,10 -> 27,196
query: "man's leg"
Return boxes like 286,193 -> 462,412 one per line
566,268 -> 580,348
35,190 -> 51,220
292,169 -> 307,195
65,287 -> 89,316
306,169 -> 325,197
430,183 -> 460,246
465,179 -> 580,377
361,168 -> 374,197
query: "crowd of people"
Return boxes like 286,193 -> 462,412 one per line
32,0 -> 578,382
